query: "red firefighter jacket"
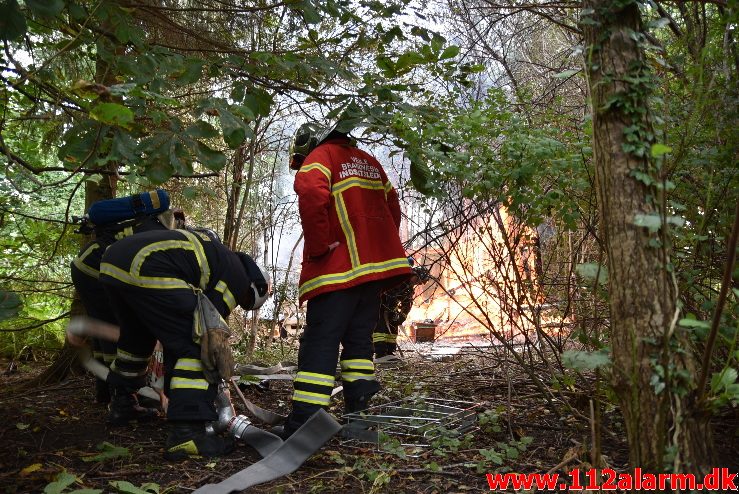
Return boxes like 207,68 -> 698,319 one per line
294,136 -> 412,302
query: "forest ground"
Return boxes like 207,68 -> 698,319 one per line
1,343 -> 737,494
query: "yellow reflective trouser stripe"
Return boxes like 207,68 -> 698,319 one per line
73,242 -> 101,278
341,372 -> 376,382
117,349 -> 150,362
215,280 -> 236,311
335,194 -> 359,267
92,351 -> 104,358
299,162 -> 331,181
174,358 -> 202,371
373,333 -> 396,343
100,262 -> 192,289
293,390 -> 331,406
299,257 -> 411,298
340,359 -> 374,370
170,377 -> 209,390
102,353 -> 116,363
294,371 -> 334,387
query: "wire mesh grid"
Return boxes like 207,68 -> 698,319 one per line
342,397 -> 480,449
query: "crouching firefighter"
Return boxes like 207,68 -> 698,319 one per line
98,229 -> 269,460
70,189 -> 174,406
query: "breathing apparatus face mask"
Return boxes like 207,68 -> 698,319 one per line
236,253 -> 271,310
289,123 -> 321,170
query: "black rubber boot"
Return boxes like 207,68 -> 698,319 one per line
95,379 -> 111,404
345,387 -> 380,415
107,387 -> 159,426
164,421 -> 234,461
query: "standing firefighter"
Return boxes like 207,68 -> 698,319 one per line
373,260 -> 430,359
277,121 -> 412,438
99,229 -> 269,460
70,190 -> 173,407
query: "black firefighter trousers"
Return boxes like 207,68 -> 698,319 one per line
103,284 -> 217,422
287,280 -> 383,430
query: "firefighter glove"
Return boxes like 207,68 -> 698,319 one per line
200,327 -> 234,384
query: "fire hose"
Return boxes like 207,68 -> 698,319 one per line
67,316 -> 343,492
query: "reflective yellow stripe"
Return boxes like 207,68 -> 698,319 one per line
299,257 -> 411,298
170,377 -> 209,390
179,230 -> 210,290
340,359 -> 374,370
294,371 -> 334,387
293,390 -> 331,406
335,193 -> 359,268
383,181 -> 393,194
373,333 -> 397,343
174,358 -> 203,371
299,162 -> 331,181
331,176 -> 385,195
100,262 -> 192,289
72,243 -> 101,278
117,349 -> 150,362
149,190 -> 161,209
130,240 -> 193,277
341,372 -> 376,382
372,333 -> 387,343
215,281 -> 236,311
114,226 -> 134,240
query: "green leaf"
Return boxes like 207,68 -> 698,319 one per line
108,480 -> 157,494
194,142 -> 227,171
633,213 -> 662,233
440,45 -> 460,60
82,442 -> 129,463
554,69 -> 580,78
396,51 -> 425,71
90,103 -> 135,128
0,290 -> 22,321
182,187 -> 199,200
243,89 -> 273,118
711,368 -> 738,393
26,0 -> 64,17
219,108 -> 247,148
69,490 -> 104,494
0,0 -> 27,41
650,143 -> 672,157
44,471 -> 78,494
145,162 -> 174,185
562,349 -> 611,370
139,483 -> 160,494
575,263 -> 608,285
678,318 -> 710,329
185,121 -> 219,139
409,156 -> 434,196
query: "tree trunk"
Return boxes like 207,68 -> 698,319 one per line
582,0 -> 713,476
29,30 -> 120,387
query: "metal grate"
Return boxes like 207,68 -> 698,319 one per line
342,397 -> 480,449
